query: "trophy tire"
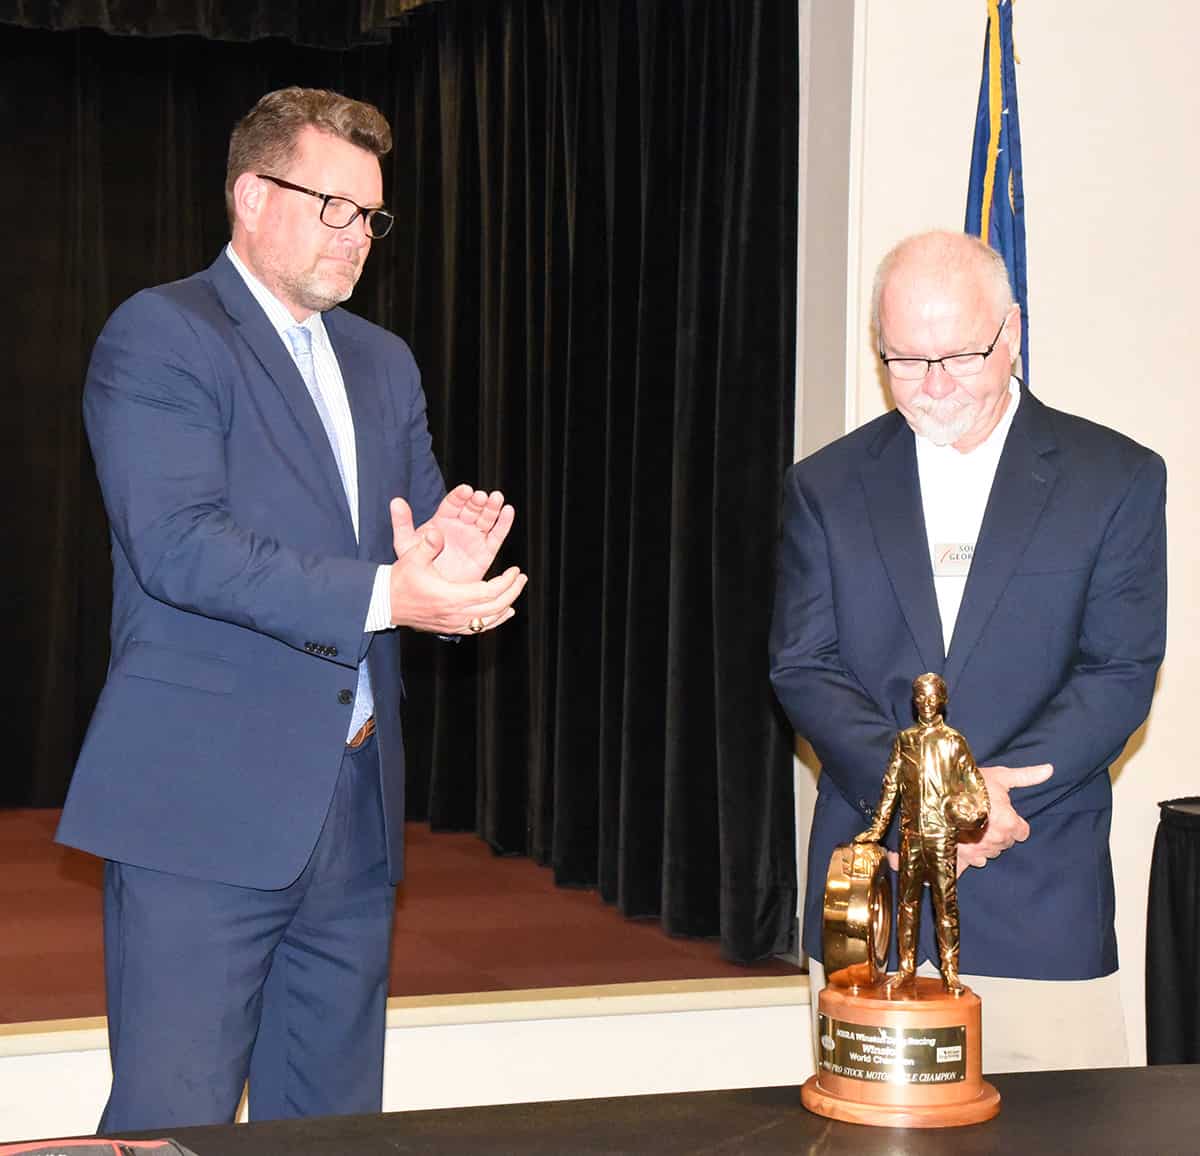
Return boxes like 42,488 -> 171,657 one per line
821,841 -> 892,986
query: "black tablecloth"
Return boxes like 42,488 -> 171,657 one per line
108,1064 -> 1200,1155
1147,796 -> 1200,1064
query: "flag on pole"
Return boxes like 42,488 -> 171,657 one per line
966,0 -> 1029,381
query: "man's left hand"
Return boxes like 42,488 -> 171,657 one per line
957,762 -> 1054,875
412,483 -> 516,582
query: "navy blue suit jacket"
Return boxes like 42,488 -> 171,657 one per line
769,386 -> 1166,980
58,252 -> 446,889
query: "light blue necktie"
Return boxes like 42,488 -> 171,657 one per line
286,324 -> 374,740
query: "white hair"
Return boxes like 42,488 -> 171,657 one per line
871,230 -> 1015,336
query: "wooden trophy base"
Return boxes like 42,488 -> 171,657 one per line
802,975 -> 1000,1128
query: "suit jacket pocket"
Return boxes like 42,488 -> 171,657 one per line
114,641 -> 236,695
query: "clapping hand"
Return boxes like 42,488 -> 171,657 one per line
387,487 -> 527,635
423,484 -> 516,582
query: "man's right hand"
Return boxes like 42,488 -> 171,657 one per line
957,762 -> 1054,875
388,498 -> 528,634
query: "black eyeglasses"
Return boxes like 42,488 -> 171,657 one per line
879,313 -> 1011,381
257,174 -> 395,239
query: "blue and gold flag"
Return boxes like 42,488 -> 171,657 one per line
966,0 -> 1029,380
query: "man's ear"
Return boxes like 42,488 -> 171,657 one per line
232,171 -> 267,234
1004,305 -> 1023,365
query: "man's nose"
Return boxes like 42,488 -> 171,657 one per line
340,216 -> 373,249
922,363 -> 957,400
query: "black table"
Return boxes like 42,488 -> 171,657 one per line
123,1064 -> 1200,1155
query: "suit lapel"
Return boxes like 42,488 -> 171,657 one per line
860,415 -> 946,676
324,310 -> 384,561
206,253 -> 354,538
943,387 -> 1059,689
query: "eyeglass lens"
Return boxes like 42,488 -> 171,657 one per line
886,353 -> 987,380
320,197 -> 394,238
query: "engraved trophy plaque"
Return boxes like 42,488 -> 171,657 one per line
801,673 -> 1001,1127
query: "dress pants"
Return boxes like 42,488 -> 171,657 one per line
99,734 -> 395,1132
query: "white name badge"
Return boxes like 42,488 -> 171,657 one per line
933,542 -> 974,577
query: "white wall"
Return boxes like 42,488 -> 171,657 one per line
0,981 -> 813,1143
801,0 -> 1197,1064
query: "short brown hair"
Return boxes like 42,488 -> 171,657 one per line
225,87 -> 392,226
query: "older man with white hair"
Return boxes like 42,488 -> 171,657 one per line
770,230 -> 1166,1072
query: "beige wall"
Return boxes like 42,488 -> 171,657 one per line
799,0 -> 1197,1063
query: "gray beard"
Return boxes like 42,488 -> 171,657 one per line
907,399 -> 978,446
281,269 -> 356,313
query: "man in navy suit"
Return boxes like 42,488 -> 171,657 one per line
57,87 -> 527,1130
770,230 -> 1166,1072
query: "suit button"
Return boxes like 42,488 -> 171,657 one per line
338,689 -> 353,705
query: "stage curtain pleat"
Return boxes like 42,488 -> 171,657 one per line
1,0 -> 797,962
0,1 -> 391,47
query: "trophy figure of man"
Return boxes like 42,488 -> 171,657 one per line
854,673 -> 989,995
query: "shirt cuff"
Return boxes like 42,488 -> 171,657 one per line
365,565 -> 394,632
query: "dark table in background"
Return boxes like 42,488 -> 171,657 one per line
1147,797 -> 1200,1064
121,1064 -> 1200,1155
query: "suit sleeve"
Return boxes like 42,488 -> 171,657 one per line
84,290 -> 379,667
396,337 -> 447,528
769,465 -> 901,819
395,340 -> 460,645
991,451 -> 1167,816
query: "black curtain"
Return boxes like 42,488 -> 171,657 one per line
0,1 -> 391,47
1,0 -> 797,961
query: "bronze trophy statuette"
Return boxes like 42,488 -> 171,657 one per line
801,673 -> 1001,1127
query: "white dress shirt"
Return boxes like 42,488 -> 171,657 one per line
225,244 -> 394,633
915,378 -> 1021,654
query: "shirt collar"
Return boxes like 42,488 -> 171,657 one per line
224,242 -> 328,345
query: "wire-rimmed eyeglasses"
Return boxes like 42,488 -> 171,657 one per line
879,313 -> 1011,381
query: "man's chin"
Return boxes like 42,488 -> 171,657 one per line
922,427 -> 965,447
303,278 -> 357,311
904,409 -> 976,447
